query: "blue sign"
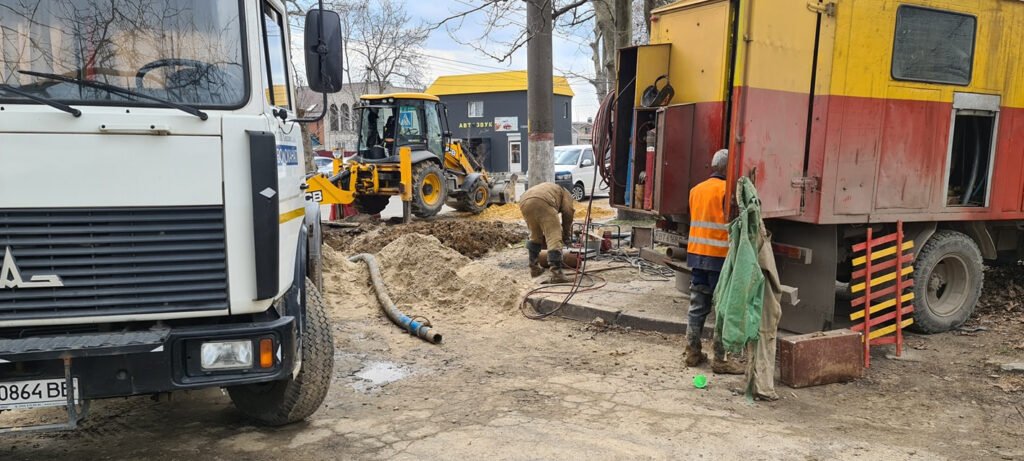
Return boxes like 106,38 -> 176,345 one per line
398,110 -> 414,129
277,144 -> 298,166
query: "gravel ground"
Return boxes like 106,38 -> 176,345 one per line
3,228 -> 1023,460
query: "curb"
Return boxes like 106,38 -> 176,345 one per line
527,296 -> 707,335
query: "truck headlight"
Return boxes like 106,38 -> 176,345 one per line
201,340 -> 253,371
555,172 -> 571,181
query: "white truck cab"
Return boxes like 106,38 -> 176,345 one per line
0,0 -> 344,431
553,144 -> 609,201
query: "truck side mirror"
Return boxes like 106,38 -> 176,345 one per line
304,9 -> 344,94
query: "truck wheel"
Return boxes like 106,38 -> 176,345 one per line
457,180 -> 489,214
228,278 -> 335,425
910,230 -> 983,333
411,162 -> 447,218
354,195 -> 390,215
571,183 -> 586,201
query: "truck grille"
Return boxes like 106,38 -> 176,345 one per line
0,207 -> 229,320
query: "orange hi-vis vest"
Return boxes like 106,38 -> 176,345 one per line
687,177 -> 729,258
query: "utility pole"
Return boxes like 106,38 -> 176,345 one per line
614,0 -> 631,49
526,0 -> 554,189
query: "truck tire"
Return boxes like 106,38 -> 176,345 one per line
354,195 -> 390,215
411,162 -> 446,218
910,230 -> 983,333
456,180 -> 489,214
228,278 -> 335,425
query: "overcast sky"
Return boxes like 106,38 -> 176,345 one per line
404,1 -> 600,123
293,1 -> 601,122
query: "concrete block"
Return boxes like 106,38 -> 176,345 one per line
779,329 -> 863,388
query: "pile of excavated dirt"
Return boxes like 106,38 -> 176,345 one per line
319,244 -> 375,319
326,220 -> 526,259
321,234 -> 526,325
375,234 -> 525,322
466,201 -> 616,222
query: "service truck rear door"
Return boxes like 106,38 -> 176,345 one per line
729,0 -> 826,218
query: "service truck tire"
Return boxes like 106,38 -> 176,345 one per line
911,230 -> 983,333
411,162 -> 446,218
228,278 -> 335,425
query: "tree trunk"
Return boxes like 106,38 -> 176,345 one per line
643,0 -> 655,37
526,0 -> 554,189
613,0 -> 631,51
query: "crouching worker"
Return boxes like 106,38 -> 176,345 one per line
686,149 -> 743,374
520,182 -> 575,284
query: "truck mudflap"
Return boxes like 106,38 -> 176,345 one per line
0,316 -> 297,433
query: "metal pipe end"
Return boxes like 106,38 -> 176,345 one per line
424,330 -> 443,344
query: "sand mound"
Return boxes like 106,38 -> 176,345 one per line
466,201 -> 616,222
320,244 -> 375,320
322,233 -> 525,326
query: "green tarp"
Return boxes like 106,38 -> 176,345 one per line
713,177 -> 765,354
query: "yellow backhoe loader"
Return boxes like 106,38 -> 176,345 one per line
305,93 -> 516,221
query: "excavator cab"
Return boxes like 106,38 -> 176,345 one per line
305,93 -> 516,221
355,95 -> 444,163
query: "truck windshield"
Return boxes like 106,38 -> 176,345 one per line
0,0 -> 246,108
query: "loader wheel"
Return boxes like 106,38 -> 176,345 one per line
457,181 -> 490,214
411,162 -> 446,218
353,196 -> 390,215
228,278 -> 334,425
910,230 -> 983,333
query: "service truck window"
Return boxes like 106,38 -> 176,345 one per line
891,6 -> 976,86
262,3 -> 291,109
0,0 -> 247,107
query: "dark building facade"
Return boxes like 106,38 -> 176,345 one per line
426,71 -> 574,174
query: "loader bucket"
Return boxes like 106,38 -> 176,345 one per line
488,174 -> 518,205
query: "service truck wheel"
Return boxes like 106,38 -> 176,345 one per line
457,180 -> 489,214
911,230 -> 983,333
354,195 -> 390,215
228,278 -> 335,425
411,162 -> 446,218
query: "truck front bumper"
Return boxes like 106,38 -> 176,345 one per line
0,316 -> 298,400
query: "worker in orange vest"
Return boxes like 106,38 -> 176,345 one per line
685,149 -> 744,374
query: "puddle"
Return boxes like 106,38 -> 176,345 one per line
351,361 -> 409,392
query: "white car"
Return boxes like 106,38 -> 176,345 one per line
313,156 -> 335,176
553,145 -> 609,201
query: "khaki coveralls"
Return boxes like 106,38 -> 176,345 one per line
519,182 -> 575,250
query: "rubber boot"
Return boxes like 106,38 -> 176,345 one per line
526,241 -> 544,277
544,250 -> 571,284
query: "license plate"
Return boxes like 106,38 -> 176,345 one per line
0,379 -> 79,410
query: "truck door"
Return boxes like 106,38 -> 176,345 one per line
730,0 -> 828,218
260,1 -> 305,294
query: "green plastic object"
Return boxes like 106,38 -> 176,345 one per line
714,176 -> 765,354
693,374 -> 708,389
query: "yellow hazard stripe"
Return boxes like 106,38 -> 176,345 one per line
850,292 -> 915,321
850,266 -> 913,293
868,318 -> 914,340
279,208 -> 305,224
852,241 -> 914,267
